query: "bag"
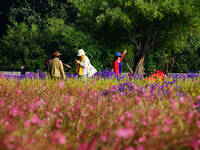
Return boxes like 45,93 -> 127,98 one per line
87,63 -> 97,78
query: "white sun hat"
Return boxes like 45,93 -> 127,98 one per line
77,49 -> 86,56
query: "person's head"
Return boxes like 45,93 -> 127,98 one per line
115,52 -> 122,61
20,65 -> 24,69
77,49 -> 86,58
52,51 -> 61,58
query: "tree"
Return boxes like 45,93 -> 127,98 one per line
0,22 -> 46,71
7,0 -> 77,27
40,18 -> 104,72
0,18 -> 104,71
144,25 -> 200,73
69,0 -> 200,74
0,0 -> 12,38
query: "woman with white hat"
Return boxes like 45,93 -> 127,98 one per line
75,49 -> 97,79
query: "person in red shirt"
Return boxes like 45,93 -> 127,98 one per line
112,50 -> 127,77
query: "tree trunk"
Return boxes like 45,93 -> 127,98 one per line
131,27 -> 156,75
134,55 -> 145,75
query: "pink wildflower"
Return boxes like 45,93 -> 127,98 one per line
58,81 -> 64,89
190,139 -> 200,150
166,118 -> 173,125
138,135 -> 146,143
125,111 -> 132,119
144,92 -> 149,97
119,115 -> 125,121
135,96 -> 141,102
7,144 -> 15,149
148,115 -> 152,122
29,103 -> 37,112
136,145 -> 144,150
39,119 -> 46,127
116,128 -> 134,138
46,111 -> 50,116
58,135 -> 66,145
179,97 -> 185,104
188,112 -> 194,124
55,118 -> 62,128
109,106 -> 113,112
101,135 -> 107,142
142,121 -> 147,126
15,89 -> 21,94
78,142 -> 89,150
196,121 -> 200,128
162,125 -> 169,132
0,98 -> 5,106
0,72 -> 5,79
42,86 -> 46,90
9,106 -> 23,117
31,114 -> 40,124
24,120 -> 31,127
6,124 -> 15,131
89,139 -> 97,150
152,129 -> 159,138
55,131 -> 67,145
125,146 -> 135,150
92,80 -> 96,85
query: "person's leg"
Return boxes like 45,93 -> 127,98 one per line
52,76 -> 61,80
78,75 -> 88,79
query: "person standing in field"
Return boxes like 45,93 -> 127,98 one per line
48,51 -> 66,80
112,50 -> 127,77
75,49 -> 97,79
20,65 -> 26,75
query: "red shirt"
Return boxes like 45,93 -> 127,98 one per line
151,70 -> 166,80
112,53 -> 125,77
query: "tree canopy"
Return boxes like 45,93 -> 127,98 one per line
0,0 -> 199,72
69,0 -> 200,74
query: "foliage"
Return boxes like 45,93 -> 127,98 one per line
40,18 -> 104,72
69,0 -> 200,73
8,0 -> 77,27
0,22 -> 45,71
0,19 -> 106,72
145,27 -> 200,73
0,0 -> 200,73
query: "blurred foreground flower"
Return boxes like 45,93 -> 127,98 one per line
116,128 -> 134,138
58,81 -> 64,89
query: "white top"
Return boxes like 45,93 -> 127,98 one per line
79,56 -> 97,77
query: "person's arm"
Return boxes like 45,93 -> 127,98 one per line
63,63 -> 71,69
120,50 -> 127,61
113,61 -> 120,77
59,61 -> 66,80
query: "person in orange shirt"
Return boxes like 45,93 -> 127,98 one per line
146,70 -> 167,82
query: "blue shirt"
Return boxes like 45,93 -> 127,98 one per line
119,62 -> 122,74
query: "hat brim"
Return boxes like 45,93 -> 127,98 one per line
77,52 -> 85,56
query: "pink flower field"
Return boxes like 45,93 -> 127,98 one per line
0,73 -> 200,150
